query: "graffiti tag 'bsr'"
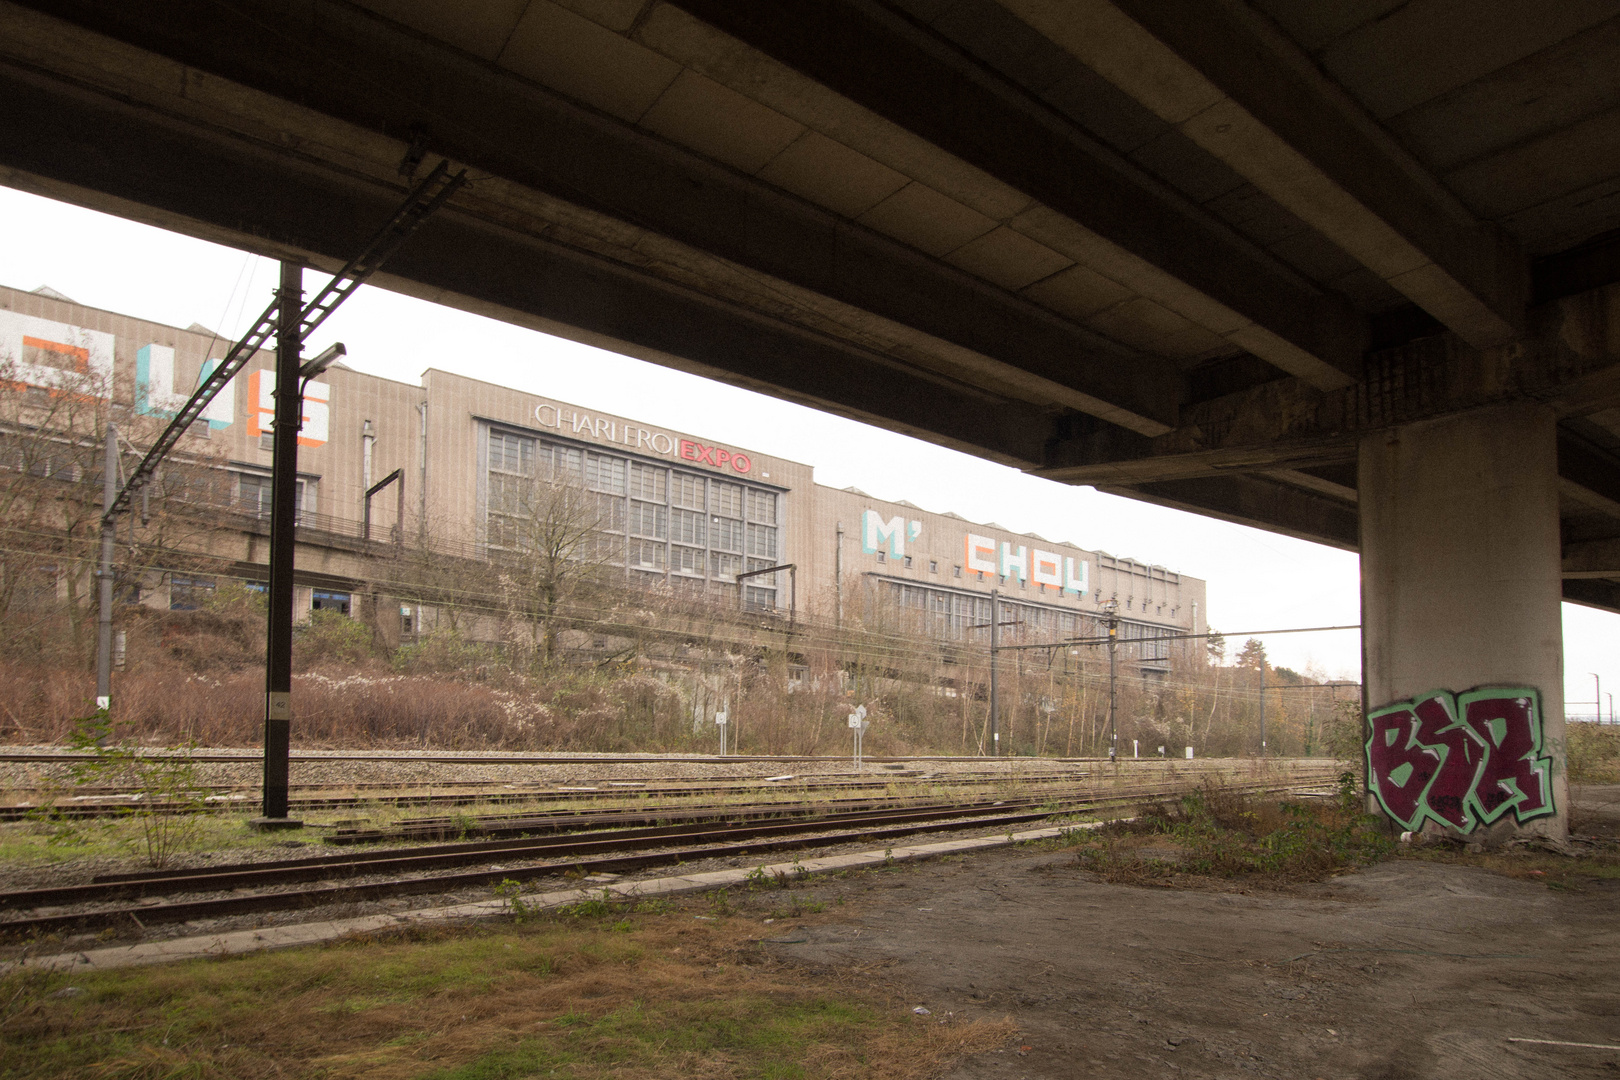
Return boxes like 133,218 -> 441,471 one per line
1366,688 -> 1554,833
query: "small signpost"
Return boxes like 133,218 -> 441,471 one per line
715,710 -> 728,756
848,704 -> 869,768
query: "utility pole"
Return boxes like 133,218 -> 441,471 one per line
95,423 -> 117,711
989,589 -> 1000,756
1105,598 -> 1119,763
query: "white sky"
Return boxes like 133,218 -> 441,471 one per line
2,184 -> 1615,711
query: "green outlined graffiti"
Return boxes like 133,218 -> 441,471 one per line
1366,688 -> 1554,833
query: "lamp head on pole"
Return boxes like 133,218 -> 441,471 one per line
299,342 -> 345,382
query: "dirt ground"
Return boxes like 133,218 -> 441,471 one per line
763,845 -> 1619,1080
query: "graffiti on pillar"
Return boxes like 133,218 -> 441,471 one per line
1366,688 -> 1554,833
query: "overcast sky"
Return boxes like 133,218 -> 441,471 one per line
2,184 -> 1615,711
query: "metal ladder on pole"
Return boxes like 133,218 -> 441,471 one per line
103,161 -> 466,524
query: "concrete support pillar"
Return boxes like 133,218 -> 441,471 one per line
1360,403 -> 1566,839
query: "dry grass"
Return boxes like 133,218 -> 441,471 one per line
1569,722 -> 1620,783
0,895 -> 1014,1079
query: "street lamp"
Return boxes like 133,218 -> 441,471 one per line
1592,673 -> 1602,723
1104,598 -> 1119,764
299,342 -> 345,388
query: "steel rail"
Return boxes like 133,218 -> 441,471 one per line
0,772 -> 1095,822
0,770 -> 1152,821
3,799 -> 1043,910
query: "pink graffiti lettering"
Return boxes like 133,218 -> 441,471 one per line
1366,688 -> 1553,834
1459,691 -> 1553,826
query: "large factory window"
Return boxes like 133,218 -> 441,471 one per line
629,462 -> 665,502
711,516 -> 743,552
747,489 -> 776,524
484,425 -> 784,605
711,551 -> 743,580
235,471 -> 307,520
672,544 -> 704,576
630,538 -> 667,570
745,522 -> 777,560
711,481 -> 742,518
672,473 -> 703,509
672,507 -> 706,546
629,499 -> 667,539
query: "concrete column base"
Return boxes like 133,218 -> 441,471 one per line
1360,404 -> 1566,839
248,816 -> 306,832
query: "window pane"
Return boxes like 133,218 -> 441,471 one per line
595,492 -> 626,532
671,508 -> 706,546
672,472 -> 704,509
546,444 -> 582,483
630,538 -> 667,570
593,532 -> 625,563
710,551 -> 742,580
584,452 -> 625,494
630,463 -> 667,502
629,500 -> 667,539
747,489 -> 776,524
672,545 -> 705,575
746,523 -> 777,559
711,481 -> 741,518
711,517 -> 743,552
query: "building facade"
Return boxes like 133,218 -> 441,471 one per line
0,284 -> 1206,668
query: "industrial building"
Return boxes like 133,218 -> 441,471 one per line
1,282 -> 1205,670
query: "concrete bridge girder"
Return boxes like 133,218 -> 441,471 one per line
6,0 -> 1620,836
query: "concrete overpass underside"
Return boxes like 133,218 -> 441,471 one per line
5,0 -> 1620,832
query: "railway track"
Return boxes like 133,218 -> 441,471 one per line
0,771 -> 1338,939
0,755 -> 1330,821
0,768 -> 1187,821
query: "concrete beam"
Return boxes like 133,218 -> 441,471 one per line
1557,430 -> 1620,521
664,0 -> 1366,389
0,61 -> 1058,468
1097,475 -> 1359,550
1563,577 -> 1620,615
998,0 -> 1527,349
1563,538 -> 1620,578
2,1 -> 1179,435
1041,301 -> 1620,487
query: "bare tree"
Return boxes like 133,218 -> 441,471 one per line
0,351 -> 231,671
490,467 -> 608,666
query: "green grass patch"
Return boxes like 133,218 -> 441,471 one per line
0,898 -> 1010,1079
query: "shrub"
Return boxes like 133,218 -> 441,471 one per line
294,609 -> 377,669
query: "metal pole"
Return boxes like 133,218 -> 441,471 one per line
1592,673 -> 1601,722
95,423 -> 117,710
1107,605 -> 1118,763
834,522 -> 843,628
257,261 -> 303,829
1259,662 -> 1267,756
989,589 -> 999,757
